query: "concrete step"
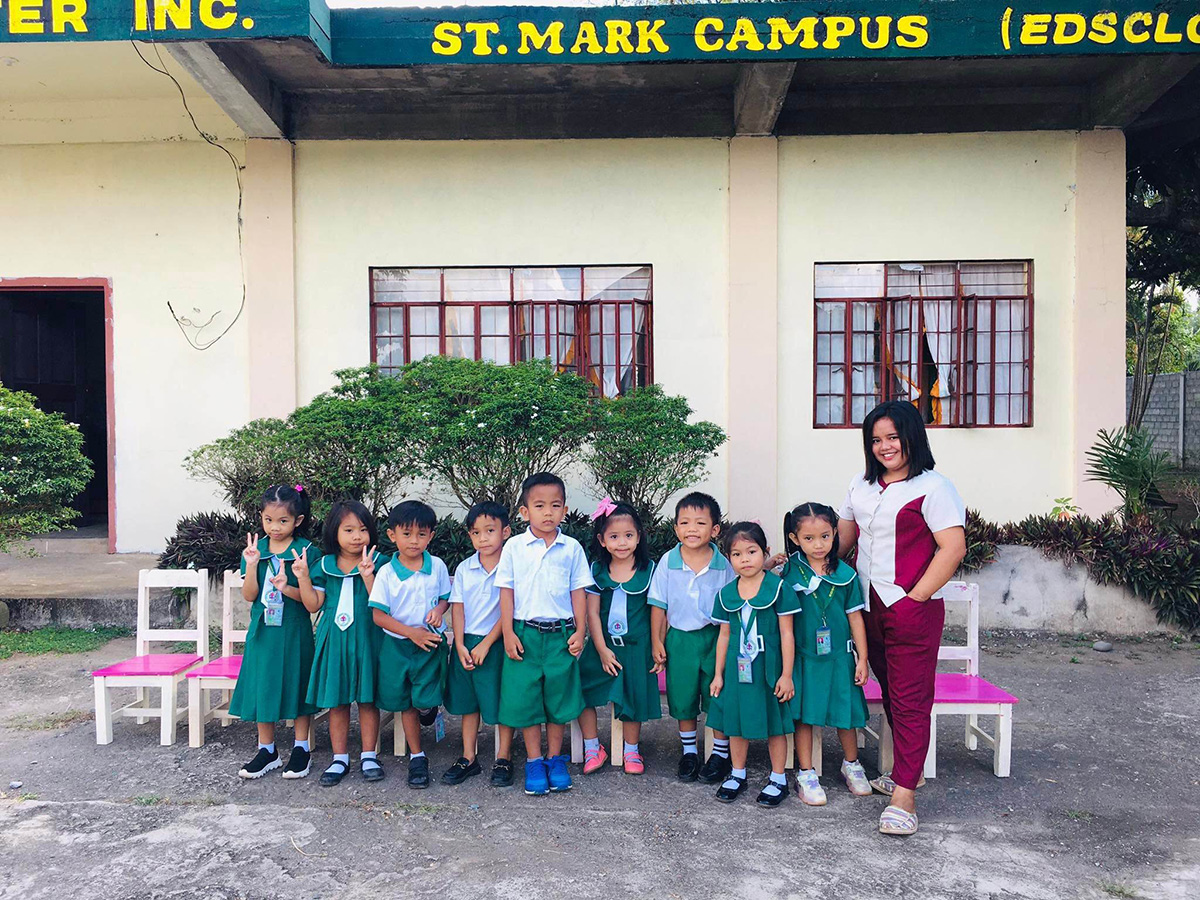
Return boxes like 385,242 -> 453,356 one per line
16,537 -> 110,555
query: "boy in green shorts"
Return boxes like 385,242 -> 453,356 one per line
649,492 -> 736,784
497,472 -> 592,796
369,500 -> 451,789
442,501 -> 516,788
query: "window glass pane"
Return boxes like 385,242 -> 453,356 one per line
815,263 -> 884,299
447,336 -> 475,359
816,396 -> 832,425
481,306 -> 510,335
377,337 -> 405,369
961,261 -> 1028,296
482,337 -> 511,364
515,267 -> 581,302
444,268 -> 510,303
372,268 -> 441,304
374,307 -> 401,337
887,263 -> 955,297
585,265 -> 650,302
410,306 -> 439,336
445,306 -> 475,358
410,337 -> 440,361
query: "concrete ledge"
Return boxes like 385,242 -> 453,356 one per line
2,595 -> 191,630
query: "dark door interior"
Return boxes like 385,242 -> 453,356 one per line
0,290 -> 108,528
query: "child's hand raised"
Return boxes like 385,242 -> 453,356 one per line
504,630 -> 524,661
709,674 -> 723,699
243,533 -> 261,568
358,545 -> 377,578
457,642 -> 475,670
854,657 -> 869,686
290,549 -> 310,581
412,629 -> 443,652
774,674 -> 794,702
600,646 -> 623,677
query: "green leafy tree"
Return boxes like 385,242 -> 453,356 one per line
184,418 -> 296,522
0,385 -> 92,553
585,384 -> 726,517
398,356 -> 594,514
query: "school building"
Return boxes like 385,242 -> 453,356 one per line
2,1 -> 1198,552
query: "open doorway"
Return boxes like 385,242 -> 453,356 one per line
0,285 -> 111,540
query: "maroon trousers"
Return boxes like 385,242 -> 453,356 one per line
865,589 -> 944,791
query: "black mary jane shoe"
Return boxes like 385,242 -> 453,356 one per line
699,753 -> 732,784
677,752 -> 700,782
442,757 -> 482,785
407,755 -> 430,789
756,784 -> 788,808
491,758 -> 514,787
361,759 -> 386,782
319,760 -> 349,787
715,776 -> 748,803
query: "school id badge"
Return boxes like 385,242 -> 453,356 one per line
815,626 -> 832,656
736,657 -> 753,684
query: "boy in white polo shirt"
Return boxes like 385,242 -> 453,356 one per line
369,500 -> 451,789
442,501 -> 515,788
497,472 -> 592,796
649,492 -> 737,784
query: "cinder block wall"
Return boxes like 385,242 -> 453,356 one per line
1126,372 -> 1197,466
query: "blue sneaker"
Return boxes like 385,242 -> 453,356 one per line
524,758 -> 549,795
547,754 -> 572,792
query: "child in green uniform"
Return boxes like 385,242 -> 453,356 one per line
442,501 -> 516,788
232,484 -> 323,780
369,500 -> 452,790
498,472 -> 592,796
708,521 -> 798,807
578,500 -> 660,776
305,500 -> 389,787
648,492 -> 736,784
779,502 -> 872,805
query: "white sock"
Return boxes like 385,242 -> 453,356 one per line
624,742 -> 639,756
259,742 -> 275,754
361,750 -> 377,761
411,751 -> 426,760
529,755 -> 544,763
731,766 -> 747,780
770,770 -> 787,785
584,738 -> 600,753
294,740 -> 310,752
712,739 -> 730,759
761,781 -> 784,797
679,730 -> 697,754
333,753 -> 350,765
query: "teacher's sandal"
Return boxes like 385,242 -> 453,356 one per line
879,805 -> 919,835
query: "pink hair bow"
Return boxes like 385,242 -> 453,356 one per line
591,497 -> 618,521
294,484 -> 305,493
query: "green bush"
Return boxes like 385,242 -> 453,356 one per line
1085,427 -> 1171,520
159,510 -> 256,575
398,356 -> 594,515
184,419 -> 294,522
0,385 -> 92,553
585,385 -> 726,517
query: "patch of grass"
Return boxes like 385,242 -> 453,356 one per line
5,709 -> 93,731
1069,656 -> 1081,664
1097,881 -> 1139,898
131,795 -> 166,806
170,626 -> 221,657
0,626 -> 131,661
1066,809 -> 1094,821
18,793 -> 38,801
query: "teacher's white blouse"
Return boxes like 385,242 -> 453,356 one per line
839,469 -> 966,611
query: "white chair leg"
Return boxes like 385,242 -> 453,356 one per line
923,714 -> 937,780
394,714 -> 407,757
221,690 -> 232,726
994,707 -> 1012,777
811,726 -> 823,777
159,677 -> 178,746
703,726 -> 714,758
135,686 -> 149,725
785,735 -> 795,770
94,678 -> 113,745
966,712 -> 979,751
610,706 -> 622,766
879,715 -> 894,774
188,678 -> 204,749
570,720 -> 584,764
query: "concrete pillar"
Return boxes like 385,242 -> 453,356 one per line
1072,129 -> 1125,515
244,138 -> 297,418
726,137 -> 780,545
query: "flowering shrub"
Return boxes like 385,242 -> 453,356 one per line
0,385 -> 92,552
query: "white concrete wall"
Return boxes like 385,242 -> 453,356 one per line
777,132 -> 1081,524
0,141 -> 248,551
293,138 -> 732,514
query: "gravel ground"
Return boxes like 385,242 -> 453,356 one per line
1,630 -> 1197,900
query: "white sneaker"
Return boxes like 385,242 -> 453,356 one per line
841,759 -> 872,796
794,768 -> 827,806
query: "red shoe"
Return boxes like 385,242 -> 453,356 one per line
583,745 -> 608,774
623,750 -> 645,774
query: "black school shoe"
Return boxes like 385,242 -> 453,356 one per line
491,758 -> 514,787
715,776 -> 748,803
407,755 -> 430,789
442,757 -> 482,785
756,782 -> 788,808
362,758 -> 386,782
319,760 -> 349,787
677,752 -> 701,782
238,747 -> 281,779
282,746 -> 311,779
699,753 -> 732,784
419,707 -> 439,726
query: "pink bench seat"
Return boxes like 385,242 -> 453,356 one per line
863,674 -> 1018,706
186,655 -> 242,680
93,653 -> 202,678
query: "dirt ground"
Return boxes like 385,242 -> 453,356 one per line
1,631 -> 1197,900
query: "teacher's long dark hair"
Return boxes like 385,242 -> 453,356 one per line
861,400 -> 936,484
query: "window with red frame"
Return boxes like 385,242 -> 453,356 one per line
814,261 -> 1032,428
370,266 -> 652,398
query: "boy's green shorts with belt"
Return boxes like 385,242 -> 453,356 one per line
445,632 -> 504,725
664,624 -> 720,721
499,619 -> 585,728
376,635 -> 446,713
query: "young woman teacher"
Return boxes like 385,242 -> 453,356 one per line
838,400 -> 967,836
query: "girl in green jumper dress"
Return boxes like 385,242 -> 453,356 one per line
231,485 -> 322,781
578,500 -> 660,776
779,502 -> 872,806
306,500 -> 390,787
708,522 -> 797,808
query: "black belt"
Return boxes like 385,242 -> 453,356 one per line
521,618 -> 575,633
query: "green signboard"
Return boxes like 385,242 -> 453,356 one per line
3,0 -> 1200,66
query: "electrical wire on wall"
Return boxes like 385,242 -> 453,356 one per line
131,37 -> 247,351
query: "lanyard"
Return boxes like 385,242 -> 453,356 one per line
809,581 -> 837,626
